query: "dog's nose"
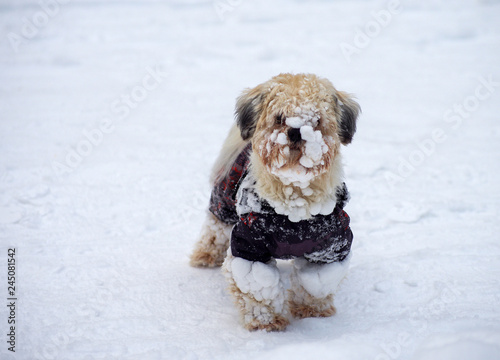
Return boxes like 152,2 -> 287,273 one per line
288,128 -> 302,143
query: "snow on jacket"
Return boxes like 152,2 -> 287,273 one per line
209,144 -> 353,264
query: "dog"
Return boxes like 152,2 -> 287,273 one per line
190,73 -> 360,331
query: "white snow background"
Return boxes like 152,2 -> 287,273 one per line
1,0 -> 500,359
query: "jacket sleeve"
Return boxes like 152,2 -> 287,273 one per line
230,213 -> 273,263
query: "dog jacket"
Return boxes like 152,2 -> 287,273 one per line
209,144 -> 353,264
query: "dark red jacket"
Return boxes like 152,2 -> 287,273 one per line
209,145 -> 353,264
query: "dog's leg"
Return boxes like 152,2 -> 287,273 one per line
288,255 -> 351,319
222,253 -> 289,331
190,212 -> 232,268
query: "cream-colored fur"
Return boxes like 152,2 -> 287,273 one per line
190,125 -> 248,267
190,212 -> 232,268
222,252 -> 290,331
245,74 -> 349,221
190,73 -> 359,331
288,287 -> 336,319
288,255 -> 351,318
209,124 -> 249,185
250,151 -> 344,220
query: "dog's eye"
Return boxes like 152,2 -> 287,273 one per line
275,113 -> 284,125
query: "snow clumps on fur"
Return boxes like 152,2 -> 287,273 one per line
292,254 -> 351,298
222,253 -> 287,329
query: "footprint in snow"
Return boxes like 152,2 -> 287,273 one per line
17,184 -> 51,203
374,280 -> 393,293
0,206 -> 25,224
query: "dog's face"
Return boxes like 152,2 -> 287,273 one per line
236,73 -> 360,186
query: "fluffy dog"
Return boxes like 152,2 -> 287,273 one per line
190,73 -> 360,331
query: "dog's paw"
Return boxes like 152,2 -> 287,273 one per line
288,292 -> 337,319
289,301 -> 336,319
189,249 -> 225,268
245,315 -> 290,332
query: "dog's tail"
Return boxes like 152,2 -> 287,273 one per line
210,123 -> 250,185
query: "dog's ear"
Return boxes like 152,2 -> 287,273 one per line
336,91 -> 361,145
235,85 -> 265,140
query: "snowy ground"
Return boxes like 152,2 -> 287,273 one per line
1,0 -> 500,359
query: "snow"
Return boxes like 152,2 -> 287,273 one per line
287,104 -> 321,129
1,0 -> 500,359
293,255 -> 351,299
299,125 -> 329,168
235,172 -> 262,215
264,161 -> 339,223
411,332 -> 500,360
202,210 -> 233,247
276,132 -> 288,145
228,257 -> 280,299
285,116 -> 304,129
271,165 -> 316,187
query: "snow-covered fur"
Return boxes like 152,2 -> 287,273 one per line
190,73 -> 360,331
222,252 -> 289,331
190,212 -> 232,267
289,254 -> 351,318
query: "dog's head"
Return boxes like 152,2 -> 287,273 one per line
235,73 -> 360,186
